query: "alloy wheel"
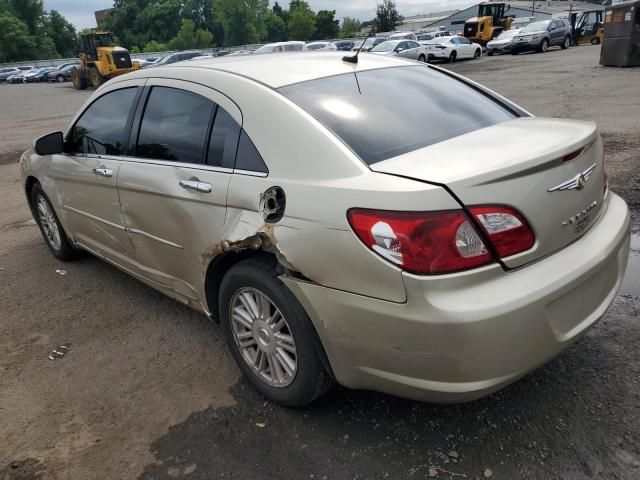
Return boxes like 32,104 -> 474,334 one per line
36,195 -> 61,251
230,287 -> 297,388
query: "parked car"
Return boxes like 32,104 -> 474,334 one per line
511,19 -> 571,54
306,41 -> 337,51
333,40 -> 356,51
0,67 -> 21,82
417,31 -> 454,41
24,67 -> 55,83
388,32 -> 418,41
226,50 -> 255,56
143,51 -> 203,68
5,66 -> 35,83
486,29 -> 522,55
370,40 -> 429,62
22,53 -> 629,407
422,36 -> 482,62
254,41 -> 307,54
46,64 -> 78,83
7,70 -> 32,83
352,36 -> 388,52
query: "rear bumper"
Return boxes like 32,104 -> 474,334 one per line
283,193 -> 630,403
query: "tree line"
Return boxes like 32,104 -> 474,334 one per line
0,0 -> 403,62
0,0 -> 77,62
104,0 -> 402,53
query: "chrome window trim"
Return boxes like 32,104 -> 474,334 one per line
234,169 -> 269,178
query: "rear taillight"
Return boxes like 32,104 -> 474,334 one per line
348,209 -> 492,275
347,206 -> 535,275
469,206 -> 535,258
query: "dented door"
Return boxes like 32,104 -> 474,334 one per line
116,79 -> 242,305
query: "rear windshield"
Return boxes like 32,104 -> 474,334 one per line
279,66 -> 516,165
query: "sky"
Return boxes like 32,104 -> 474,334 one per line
43,0 -> 478,30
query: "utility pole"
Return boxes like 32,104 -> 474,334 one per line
531,0 -> 535,18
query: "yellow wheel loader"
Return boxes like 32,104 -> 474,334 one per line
71,32 -> 140,90
571,10 -> 604,46
464,2 -> 513,46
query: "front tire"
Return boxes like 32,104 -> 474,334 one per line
71,67 -> 87,90
474,49 -> 481,59
591,37 -> 600,45
30,183 -> 79,261
537,39 -> 549,53
418,54 -> 426,63
448,51 -> 457,63
219,257 -> 333,406
57,75 -> 65,83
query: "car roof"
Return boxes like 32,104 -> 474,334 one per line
142,52 -> 413,89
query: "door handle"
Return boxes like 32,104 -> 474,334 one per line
93,166 -> 113,177
179,179 -> 212,193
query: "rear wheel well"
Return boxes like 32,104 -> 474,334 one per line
205,250 -> 280,322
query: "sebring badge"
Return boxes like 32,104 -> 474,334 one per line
548,163 -> 597,192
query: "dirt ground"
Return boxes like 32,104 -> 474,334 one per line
0,45 -> 639,480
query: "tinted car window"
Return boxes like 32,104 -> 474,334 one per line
280,66 -> 515,165
207,107 -> 241,169
68,87 -> 137,156
235,131 -> 268,174
136,86 -> 214,164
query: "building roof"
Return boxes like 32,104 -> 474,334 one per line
142,52 -> 412,89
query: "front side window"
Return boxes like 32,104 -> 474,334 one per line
136,86 -> 214,164
68,87 -> 137,156
279,66 -> 516,165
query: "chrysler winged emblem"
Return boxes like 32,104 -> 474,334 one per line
548,164 -> 597,192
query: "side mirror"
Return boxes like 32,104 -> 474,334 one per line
34,131 -> 64,156
395,48 -> 405,53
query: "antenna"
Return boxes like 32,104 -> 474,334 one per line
343,27 -> 376,64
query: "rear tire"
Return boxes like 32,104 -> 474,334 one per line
561,36 -> 570,50
591,37 -> 600,45
448,51 -> 457,63
219,257 -> 333,406
89,67 -> 105,89
71,67 -> 87,90
30,183 -> 79,261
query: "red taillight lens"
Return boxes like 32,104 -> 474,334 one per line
469,206 -> 535,258
347,209 -> 493,275
348,206 -> 535,275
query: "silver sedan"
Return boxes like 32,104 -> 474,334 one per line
369,40 -> 429,62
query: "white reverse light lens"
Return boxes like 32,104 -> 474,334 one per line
455,221 -> 488,258
371,221 -> 403,265
475,212 -> 522,234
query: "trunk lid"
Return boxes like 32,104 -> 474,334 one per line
370,117 -> 606,268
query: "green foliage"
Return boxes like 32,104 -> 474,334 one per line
264,10 -> 287,43
0,11 -> 36,62
46,10 -> 77,58
288,1 -> 316,41
374,0 -> 403,33
130,45 -> 142,54
214,0 -> 269,46
143,40 -> 168,53
341,17 -> 362,38
314,10 -> 339,40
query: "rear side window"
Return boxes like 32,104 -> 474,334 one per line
68,87 -> 137,156
136,86 -> 214,164
207,107 -> 241,169
279,66 -> 516,165
235,131 -> 268,175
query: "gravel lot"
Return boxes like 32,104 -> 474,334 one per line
1,45 -> 639,480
